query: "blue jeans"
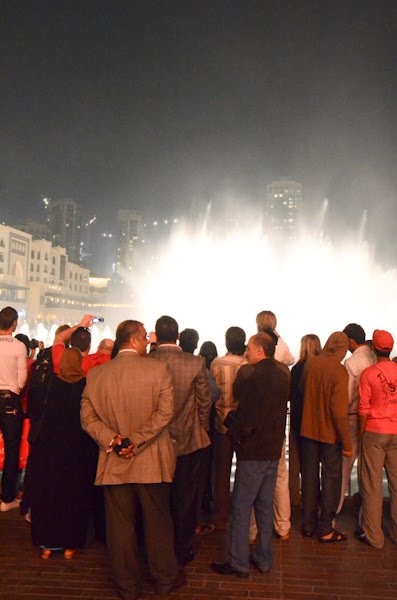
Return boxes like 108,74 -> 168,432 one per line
229,459 -> 279,573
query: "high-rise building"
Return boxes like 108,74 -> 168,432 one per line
50,198 -> 81,264
266,179 -> 302,237
116,209 -> 143,275
80,215 -> 97,270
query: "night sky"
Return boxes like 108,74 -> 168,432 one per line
1,1 -> 396,251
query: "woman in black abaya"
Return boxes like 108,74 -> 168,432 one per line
30,347 -> 92,559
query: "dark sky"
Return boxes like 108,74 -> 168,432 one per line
1,0 -> 396,244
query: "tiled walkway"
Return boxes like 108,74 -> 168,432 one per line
1,504 -> 396,600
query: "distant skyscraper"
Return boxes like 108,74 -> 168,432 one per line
50,198 -> 81,264
266,179 -> 302,237
116,209 -> 143,275
80,215 -> 97,270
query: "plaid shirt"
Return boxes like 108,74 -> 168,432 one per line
210,353 -> 247,433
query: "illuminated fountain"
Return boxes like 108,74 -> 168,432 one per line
16,201 -> 397,360
132,202 -> 397,358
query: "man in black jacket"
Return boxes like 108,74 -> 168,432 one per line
211,331 -> 289,577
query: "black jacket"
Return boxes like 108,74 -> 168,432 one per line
229,358 -> 289,461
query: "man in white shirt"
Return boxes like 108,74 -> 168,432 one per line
0,306 -> 28,511
256,311 -> 294,368
337,323 -> 375,514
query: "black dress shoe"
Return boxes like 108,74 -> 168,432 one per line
211,561 -> 249,578
355,529 -> 371,546
301,528 -> 314,537
177,550 -> 195,566
251,558 -> 271,574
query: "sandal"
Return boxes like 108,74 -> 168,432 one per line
40,549 -> 52,559
195,523 -> 215,535
319,530 -> 347,543
64,549 -> 75,559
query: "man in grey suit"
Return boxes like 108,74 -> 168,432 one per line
151,315 -> 212,566
81,320 -> 185,600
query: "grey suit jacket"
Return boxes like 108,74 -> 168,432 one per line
80,351 -> 176,485
150,345 -> 211,456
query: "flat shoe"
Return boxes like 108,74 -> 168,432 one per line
64,549 -> 74,559
40,549 -> 52,559
319,530 -> 347,543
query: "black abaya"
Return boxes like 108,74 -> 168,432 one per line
30,376 -> 93,549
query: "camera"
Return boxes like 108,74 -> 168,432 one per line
92,317 -> 104,323
30,339 -> 39,349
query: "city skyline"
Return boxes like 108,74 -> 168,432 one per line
1,1 -> 396,260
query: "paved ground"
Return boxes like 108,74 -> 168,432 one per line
1,504 -> 396,600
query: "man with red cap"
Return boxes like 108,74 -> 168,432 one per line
357,329 -> 397,548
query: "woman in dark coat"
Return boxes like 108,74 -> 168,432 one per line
30,347 -> 92,559
289,334 -> 322,507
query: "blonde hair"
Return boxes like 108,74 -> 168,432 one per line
299,334 -> 322,362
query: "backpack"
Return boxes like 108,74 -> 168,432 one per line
27,346 -> 54,444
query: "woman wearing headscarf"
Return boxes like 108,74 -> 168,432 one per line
300,332 -> 352,541
30,348 -> 92,559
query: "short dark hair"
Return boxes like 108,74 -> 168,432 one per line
115,320 -> 142,348
155,315 -> 178,343
343,323 -> 366,345
15,333 -> 30,356
70,327 -> 91,352
225,326 -> 246,355
375,349 -> 391,358
0,306 -> 18,330
252,329 -> 278,358
179,328 -> 199,353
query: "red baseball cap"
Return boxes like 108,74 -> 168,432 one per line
372,329 -> 394,352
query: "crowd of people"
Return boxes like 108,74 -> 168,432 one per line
0,304 -> 396,600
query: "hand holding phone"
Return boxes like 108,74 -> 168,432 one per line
113,437 -> 133,455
